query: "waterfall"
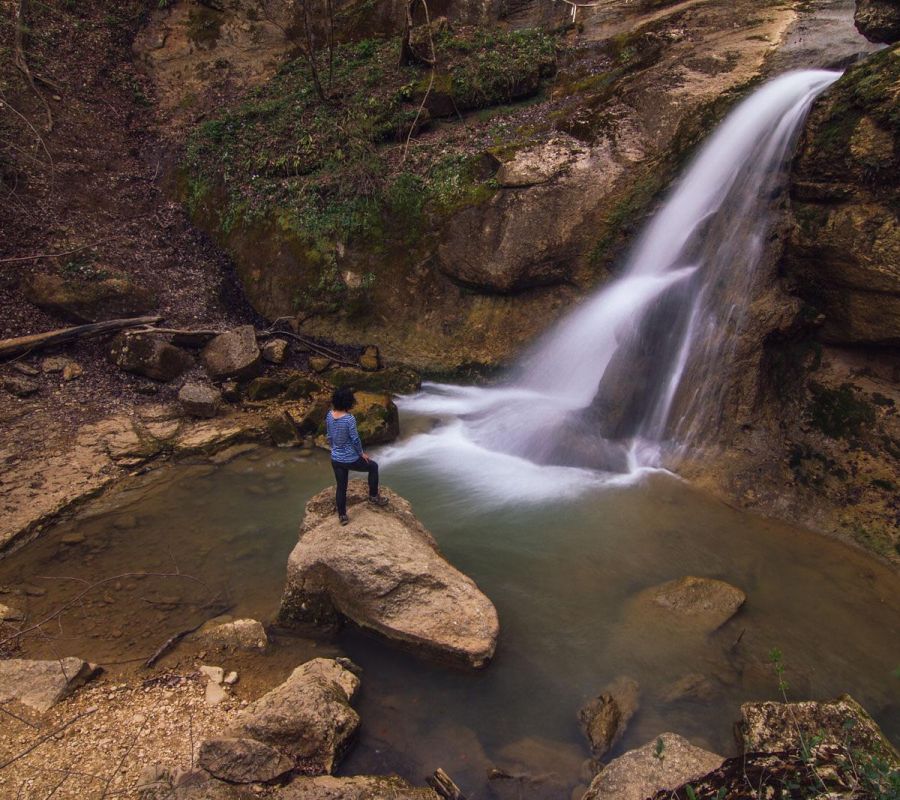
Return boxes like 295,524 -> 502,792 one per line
381,70 -> 840,504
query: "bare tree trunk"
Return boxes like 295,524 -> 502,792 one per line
299,0 -> 326,102
0,316 -> 163,360
13,0 -> 53,132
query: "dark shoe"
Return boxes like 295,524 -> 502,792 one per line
368,495 -> 389,507
339,514 -> 350,526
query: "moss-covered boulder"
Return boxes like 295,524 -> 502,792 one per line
786,46 -> 900,345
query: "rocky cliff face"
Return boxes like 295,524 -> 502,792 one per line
152,0 -> 804,373
786,46 -> 899,345
686,32 -> 900,562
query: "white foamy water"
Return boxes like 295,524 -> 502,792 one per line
382,70 -> 840,504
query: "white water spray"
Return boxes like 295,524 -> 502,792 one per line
382,70 -> 840,504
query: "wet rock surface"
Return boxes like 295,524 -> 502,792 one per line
581,733 -> 724,800
278,482 -> 499,667
193,618 -> 269,653
579,676 -> 640,757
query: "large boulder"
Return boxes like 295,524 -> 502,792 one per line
738,696 -> 900,760
278,483 -> 499,668
581,733 -> 724,800
325,365 -> 421,395
787,46 -> 900,345
630,576 -> 746,633
202,326 -> 261,381
109,332 -> 194,382
0,657 -> 101,712
855,0 -> 900,43
436,138 -> 600,293
198,658 -> 361,782
24,270 -> 156,323
354,391 -> 401,445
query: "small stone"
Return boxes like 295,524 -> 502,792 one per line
2,375 -> 39,397
205,681 -> 227,706
195,619 -> 269,652
200,665 -> 225,684
224,671 -> 239,686
262,338 -> 289,364
579,677 -> 640,757
11,362 -> 39,376
62,362 -> 83,381
358,345 -> 381,371
221,380 -> 241,402
41,356 -> 71,373
60,533 -> 86,545
308,355 -> 331,373
178,382 -> 222,419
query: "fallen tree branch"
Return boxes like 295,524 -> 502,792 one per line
0,243 -> 99,265
143,603 -> 233,669
0,315 -> 163,360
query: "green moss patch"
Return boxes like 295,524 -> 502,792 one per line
807,382 -> 876,440
182,26 -> 557,313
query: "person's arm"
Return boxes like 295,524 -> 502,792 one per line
348,415 -> 364,458
325,411 -> 333,445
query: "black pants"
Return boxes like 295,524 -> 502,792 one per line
332,457 -> 379,516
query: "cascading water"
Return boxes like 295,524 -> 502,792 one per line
381,70 -> 840,504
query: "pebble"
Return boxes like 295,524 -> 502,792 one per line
223,671 -> 239,686
199,665 -> 224,685
204,682 -> 227,706
60,533 -> 86,545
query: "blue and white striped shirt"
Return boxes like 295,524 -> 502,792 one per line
325,410 -> 364,463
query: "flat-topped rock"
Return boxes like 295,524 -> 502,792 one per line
278,482 -> 499,668
201,326 -> 261,381
0,657 -> 101,712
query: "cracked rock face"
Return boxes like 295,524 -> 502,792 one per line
277,482 -> 499,668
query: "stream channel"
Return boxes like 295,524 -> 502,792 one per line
1,415 -> 898,797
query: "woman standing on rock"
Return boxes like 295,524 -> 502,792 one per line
326,387 -> 389,525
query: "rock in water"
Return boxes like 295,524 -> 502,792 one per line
197,658 -> 361,781
579,676 -> 640,757
201,326 -> 261,381
278,482 -> 499,668
632,576 -> 746,633
581,733 -> 724,800
193,618 -> 268,652
0,657 -> 101,712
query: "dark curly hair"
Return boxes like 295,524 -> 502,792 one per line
331,387 -> 356,411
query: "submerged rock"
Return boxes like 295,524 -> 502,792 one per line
581,733 -> 724,800
197,658 -> 361,782
0,657 -> 101,712
632,576 -> 746,633
202,326 -> 261,381
579,676 -> 640,757
278,482 -> 499,668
